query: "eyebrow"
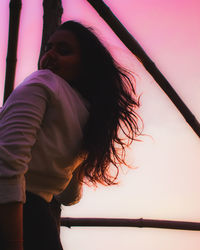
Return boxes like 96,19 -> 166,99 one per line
47,41 -> 73,48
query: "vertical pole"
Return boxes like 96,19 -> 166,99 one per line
3,0 -> 22,104
39,0 -> 63,233
38,0 -> 63,68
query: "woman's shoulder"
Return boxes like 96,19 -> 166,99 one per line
21,69 -> 60,92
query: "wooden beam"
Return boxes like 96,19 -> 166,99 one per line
61,217 -> 200,231
86,0 -> 200,138
38,0 -> 63,67
3,0 -> 22,104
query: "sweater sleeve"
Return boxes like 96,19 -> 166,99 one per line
0,83 -> 49,203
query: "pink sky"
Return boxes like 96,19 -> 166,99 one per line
1,0 -> 200,250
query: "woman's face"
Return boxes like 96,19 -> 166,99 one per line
40,30 -> 81,83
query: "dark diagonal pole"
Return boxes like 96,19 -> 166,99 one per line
86,0 -> 200,138
3,0 -> 22,104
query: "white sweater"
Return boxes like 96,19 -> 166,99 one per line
0,70 -> 89,203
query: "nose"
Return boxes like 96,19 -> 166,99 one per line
40,48 -> 58,69
45,47 -> 57,58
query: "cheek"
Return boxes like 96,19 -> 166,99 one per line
61,57 -> 81,75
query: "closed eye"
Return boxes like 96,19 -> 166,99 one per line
44,43 -> 72,56
57,47 -> 71,56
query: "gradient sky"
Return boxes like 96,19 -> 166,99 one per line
1,0 -> 200,250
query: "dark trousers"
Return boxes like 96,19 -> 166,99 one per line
23,192 -> 63,250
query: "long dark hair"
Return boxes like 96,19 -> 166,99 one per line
58,21 -> 141,185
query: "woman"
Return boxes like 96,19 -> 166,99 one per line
0,21 -> 140,250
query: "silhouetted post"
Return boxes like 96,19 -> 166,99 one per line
61,217 -> 200,231
86,0 -> 200,138
39,0 -> 63,233
3,0 -> 22,104
38,0 -> 63,67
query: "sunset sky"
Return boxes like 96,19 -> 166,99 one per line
0,0 -> 200,249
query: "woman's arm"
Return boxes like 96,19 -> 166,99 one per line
0,202 -> 23,250
0,83 -> 48,204
0,80 -> 49,249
